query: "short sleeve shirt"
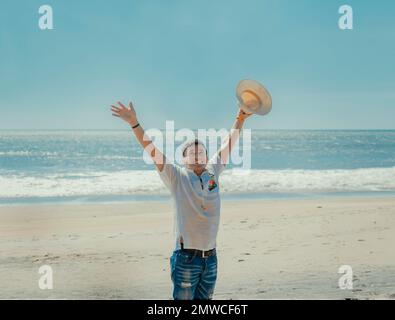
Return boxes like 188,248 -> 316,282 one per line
157,154 -> 226,251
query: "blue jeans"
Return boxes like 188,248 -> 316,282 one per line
170,249 -> 218,300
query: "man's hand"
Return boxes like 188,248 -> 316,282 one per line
236,108 -> 253,122
111,101 -> 138,126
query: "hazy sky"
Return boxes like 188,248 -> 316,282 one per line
1,0 -> 394,129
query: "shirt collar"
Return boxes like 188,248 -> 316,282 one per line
184,166 -> 208,177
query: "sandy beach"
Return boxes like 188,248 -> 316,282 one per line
1,196 -> 394,300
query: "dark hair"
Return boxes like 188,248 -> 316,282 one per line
182,139 -> 207,157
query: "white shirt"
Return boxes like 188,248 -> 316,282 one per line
157,155 -> 225,251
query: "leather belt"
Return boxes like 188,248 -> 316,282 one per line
180,248 -> 216,258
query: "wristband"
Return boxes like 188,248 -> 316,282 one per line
131,123 -> 140,129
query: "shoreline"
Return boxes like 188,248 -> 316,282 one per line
1,196 -> 394,299
2,190 -> 395,207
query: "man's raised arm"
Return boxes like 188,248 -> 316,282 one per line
217,109 -> 252,165
110,101 -> 166,172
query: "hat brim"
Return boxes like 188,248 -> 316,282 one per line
236,79 -> 272,116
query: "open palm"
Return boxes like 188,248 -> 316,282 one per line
111,102 -> 137,125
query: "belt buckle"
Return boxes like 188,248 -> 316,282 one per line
202,250 -> 206,258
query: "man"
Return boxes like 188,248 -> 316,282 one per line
110,101 -> 251,300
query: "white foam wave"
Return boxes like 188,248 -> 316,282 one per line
1,167 -> 395,198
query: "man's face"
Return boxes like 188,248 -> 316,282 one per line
183,144 -> 208,168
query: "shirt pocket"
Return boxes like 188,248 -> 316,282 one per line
206,172 -> 219,192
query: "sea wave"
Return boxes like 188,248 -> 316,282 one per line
1,167 -> 395,198
0,151 -> 60,157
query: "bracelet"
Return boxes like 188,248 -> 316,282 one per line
131,123 -> 140,129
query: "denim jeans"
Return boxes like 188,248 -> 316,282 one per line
170,249 -> 218,300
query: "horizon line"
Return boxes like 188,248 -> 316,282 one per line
1,128 -> 395,131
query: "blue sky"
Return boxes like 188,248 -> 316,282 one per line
0,0 -> 394,129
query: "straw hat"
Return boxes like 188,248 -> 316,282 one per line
236,79 -> 272,116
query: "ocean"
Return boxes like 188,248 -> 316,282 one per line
1,130 -> 395,205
